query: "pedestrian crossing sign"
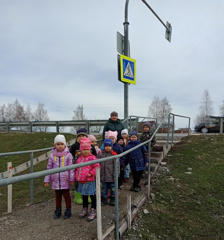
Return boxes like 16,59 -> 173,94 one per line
120,54 -> 136,84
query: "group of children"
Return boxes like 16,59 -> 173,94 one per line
44,122 -> 155,221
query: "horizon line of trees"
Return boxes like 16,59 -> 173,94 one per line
2,91 -> 224,132
0,99 -> 49,123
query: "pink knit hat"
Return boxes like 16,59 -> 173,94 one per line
108,130 -> 118,140
88,135 -> 97,142
79,138 -> 91,150
104,131 -> 109,139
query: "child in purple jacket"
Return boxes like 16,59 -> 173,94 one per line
44,134 -> 74,219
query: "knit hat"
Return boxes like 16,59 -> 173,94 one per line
110,111 -> 118,117
143,122 -> 151,128
121,129 -> 128,135
88,135 -> 97,142
117,136 -> 124,142
108,130 -> 118,140
77,128 -> 88,137
104,139 -> 113,148
104,131 -> 109,139
79,138 -> 91,150
54,134 -> 66,145
129,131 -> 138,138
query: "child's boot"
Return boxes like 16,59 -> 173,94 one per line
79,207 -> 88,219
87,208 -> 96,222
54,208 -> 61,219
101,196 -> 108,206
109,196 -> 115,206
63,208 -> 72,219
134,185 -> 141,192
74,191 -> 83,205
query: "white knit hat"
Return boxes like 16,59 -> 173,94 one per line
54,134 -> 66,145
121,129 -> 128,135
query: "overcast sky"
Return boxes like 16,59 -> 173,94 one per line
1,0 -> 224,129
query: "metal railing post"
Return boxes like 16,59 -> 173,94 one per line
96,167 -> 102,240
147,142 -> 151,198
171,114 -> 174,145
86,120 -> 90,134
7,162 -> 12,213
7,122 -> 10,133
188,118 -> 191,135
136,117 -> 139,133
56,121 -> 59,133
220,118 -> 223,134
114,157 -> 120,239
29,122 -> 33,133
166,114 -> 171,148
30,152 -> 34,205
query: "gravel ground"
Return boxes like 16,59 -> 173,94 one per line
0,177 -> 148,240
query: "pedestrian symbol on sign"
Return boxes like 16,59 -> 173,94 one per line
124,62 -> 134,78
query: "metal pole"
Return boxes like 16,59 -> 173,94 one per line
30,152 -> 34,205
7,162 -> 12,213
96,168 -> 102,240
56,121 -> 59,133
141,0 -> 170,32
124,0 -> 130,120
166,114 -> 171,149
220,118 -> 223,134
114,157 -> 119,239
188,118 -> 191,136
147,142 -> 151,198
171,115 -> 174,145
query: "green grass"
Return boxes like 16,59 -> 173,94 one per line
123,135 -> 224,240
0,132 -> 75,215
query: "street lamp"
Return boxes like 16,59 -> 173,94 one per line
122,0 -> 172,120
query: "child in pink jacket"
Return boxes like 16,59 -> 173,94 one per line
75,138 -> 100,221
44,134 -> 74,219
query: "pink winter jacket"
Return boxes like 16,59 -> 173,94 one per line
44,146 -> 74,190
75,153 -> 100,182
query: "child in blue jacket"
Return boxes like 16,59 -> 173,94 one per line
124,131 -> 148,192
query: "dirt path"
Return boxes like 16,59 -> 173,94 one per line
0,178 -> 147,240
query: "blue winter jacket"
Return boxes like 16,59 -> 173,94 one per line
124,140 -> 148,171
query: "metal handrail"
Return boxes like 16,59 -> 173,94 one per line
0,112 -> 190,186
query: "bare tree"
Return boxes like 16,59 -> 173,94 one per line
5,103 -> 14,121
72,104 -> 85,121
13,99 -> 26,122
0,104 -> 6,122
148,96 -> 172,124
25,104 -> 34,121
195,89 -> 214,125
219,100 -> 224,116
34,103 -> 49,132
71,104 -> 86,133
